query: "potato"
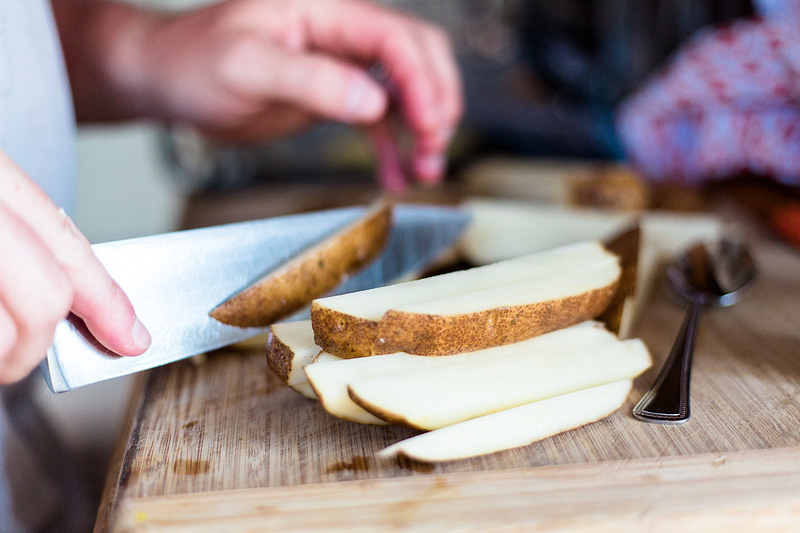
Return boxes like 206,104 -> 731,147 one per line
459,158 -> 651,210
379,380 -> 633,462
598,225 -> 640,336
305,350 -> 389,425
265,320 -> 321,396
210,200 -> 392,327
311,241 -> 620,358
305,322 -> 615,425
457,199 -> 636,266
347,338 -> 650,430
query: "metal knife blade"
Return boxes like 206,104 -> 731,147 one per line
43,203 -> 469,392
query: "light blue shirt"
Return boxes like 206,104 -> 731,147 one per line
0,0 -> 76,213
1,1 -> 79,531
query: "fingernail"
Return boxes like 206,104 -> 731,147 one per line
347,79 -> 386,120
439,127 -> 455,145
416,154 -> 445,183
131,317 -> 151,352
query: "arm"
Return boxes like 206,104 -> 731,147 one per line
51,0 -> 463,190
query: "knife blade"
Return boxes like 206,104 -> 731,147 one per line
43,203 -> 469,392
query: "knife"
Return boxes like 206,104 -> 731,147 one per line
43,203 -> 469,392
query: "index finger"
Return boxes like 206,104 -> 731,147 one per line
305,0 -> 462,139
0,152 -> 151,356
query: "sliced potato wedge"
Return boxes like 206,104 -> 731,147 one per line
312,241 -> 620,358
211,200 -> 392,327
305,322 -> 615,425
305,355 -> 390,425
598,225 -> 640,336
379,380 -> 632,462
348,338 -> 650,430
265,320 -> 320,387
289,381 -> 318,400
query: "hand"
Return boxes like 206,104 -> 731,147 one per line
0,151 -> 150,384
616,11 -> 800,185
58,0 -> 463,192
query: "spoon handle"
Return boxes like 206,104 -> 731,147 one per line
632,302 -> 702,424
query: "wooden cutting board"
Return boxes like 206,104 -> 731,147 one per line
96,220 -> 800,532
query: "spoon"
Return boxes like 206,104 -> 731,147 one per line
632,238 -> 756,424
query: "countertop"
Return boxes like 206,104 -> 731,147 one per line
95,178 -> 800,532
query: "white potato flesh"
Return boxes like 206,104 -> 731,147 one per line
379,380 -> 633,462
348,339 -> 650,430
458,199 -> 636,265
289,381 -> 318,400
305,354 -> 389,426
314,241 -> 616,320
305,322 -> 616,424
270,320 -> 322,386
395,258 -> 618,316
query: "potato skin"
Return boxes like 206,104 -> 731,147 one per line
210,201 -> 392,327
371,282 -> 619,356
310,303 -> 378,359
265,329 -> 293,383
347,386 -> 423,429
598,226 -> 640,335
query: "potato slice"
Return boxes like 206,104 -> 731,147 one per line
459,158 -> 651,210
457,200 -> 722,337
306,350 -> 384,426
265,319 -> 320,387
348,338 -> 650,430
458,199 -> 636,266
305,322 -> 615,425
306,355 -> 390,426
211,200 -> 392,327
311,241 -> 620,358
598,225 -> 640,336
289,381 -> 318,399
379,380 -> 633,462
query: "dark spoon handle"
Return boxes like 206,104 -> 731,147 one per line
632,302 -> 702,424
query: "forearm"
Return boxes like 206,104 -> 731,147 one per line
51,0 -> 165,122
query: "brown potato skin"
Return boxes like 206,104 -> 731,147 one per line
598,226 -> 640,335
309,303 -> 378,359
210,201 -> 392,327
371,282 -> 619,357
347,386 -> 423,429
265,328 -> 293,383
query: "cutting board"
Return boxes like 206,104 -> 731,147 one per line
96,212 -> 800,531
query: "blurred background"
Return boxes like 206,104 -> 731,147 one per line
40,0 -> 757,513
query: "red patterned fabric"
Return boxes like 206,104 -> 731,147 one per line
616,1 -> 800,185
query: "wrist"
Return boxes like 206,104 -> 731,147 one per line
53,0 -> 167,121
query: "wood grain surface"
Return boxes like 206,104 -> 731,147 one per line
96,197 -> 800,531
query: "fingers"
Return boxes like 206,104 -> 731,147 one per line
367,119 -> 407,193
217,35 -> 388,124
0,152 -> 150,361
305,0 -> 463,183
408,26 -> 463,184
213,0 -> 463,185
0,205 -> 72,384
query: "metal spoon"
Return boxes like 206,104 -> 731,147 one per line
632,239 -> 756,424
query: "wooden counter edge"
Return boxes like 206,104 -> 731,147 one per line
94,372 -> 151,533
107,446 -> 800,532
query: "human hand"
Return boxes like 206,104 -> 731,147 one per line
70,0 -> 463,192
0,151 -> 150,384
616,8 -> 800,185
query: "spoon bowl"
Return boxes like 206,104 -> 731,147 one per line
633,238 -> 756,424
666,239 -> 756,307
